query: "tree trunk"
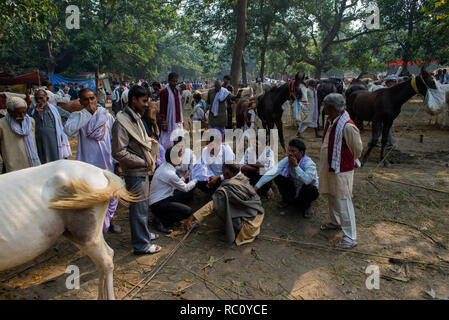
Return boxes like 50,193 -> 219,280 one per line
259,25 -> 270,80
230,0 -> 248,90
95,65 -> 100,92
241,55 -> 247,86
46,38 -> 56,74
314,65 -> 322,79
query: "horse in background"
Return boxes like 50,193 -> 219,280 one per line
236,96 -> 257,129
317,78 -> 344,128
349,67 -> 437,167
257,73 -> 307,151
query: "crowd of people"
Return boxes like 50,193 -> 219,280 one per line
0,71 -> 364,258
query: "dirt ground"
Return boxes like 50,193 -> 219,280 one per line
1,98 -> 449,300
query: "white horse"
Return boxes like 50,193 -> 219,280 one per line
0,160 -> 136,299
428,83 -> 449,128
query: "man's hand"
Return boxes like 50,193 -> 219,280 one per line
288,155 -> 298,167
85,101 -> 97,115
254,186 -> 259,193
35,103 -> 45,114
183,215 -> 197,231
207,175 -> 220,188
184,170 -> 190,181
161,120 -> 167,131
114,163 -> 122,176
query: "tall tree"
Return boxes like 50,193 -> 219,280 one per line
281,0 -> 384,78
230,0 -> 248,89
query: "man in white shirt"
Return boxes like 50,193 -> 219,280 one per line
190,137 -> 235,195
150,146 -> 198,234
172,135 -> 196,179
255,139 -> 319,218
240,136 -> 275,198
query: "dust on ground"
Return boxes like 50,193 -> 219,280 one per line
1,98 -> 449,300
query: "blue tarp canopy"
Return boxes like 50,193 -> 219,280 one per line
46,74 -> 97,93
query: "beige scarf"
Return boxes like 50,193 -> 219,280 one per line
116,107 -> 159,173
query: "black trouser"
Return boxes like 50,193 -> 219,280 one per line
196,180 -> 222,196
274,175 -> 319,211
150,190 -> 194,228
112,101 -> 121,115
226,103 -> 233,129
241,168 -> 271,198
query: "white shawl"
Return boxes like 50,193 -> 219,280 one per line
212,87 -> 230,116
48,104 -> 72,159
166,84 -> 183,132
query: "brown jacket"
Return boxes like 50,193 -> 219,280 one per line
111,107 -> 157,177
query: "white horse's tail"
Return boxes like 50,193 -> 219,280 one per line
49,171 -> 141,210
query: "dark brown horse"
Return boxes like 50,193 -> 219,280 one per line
317,78 -> 344,128
257,73 -> 306,151
349,68 -> 436,167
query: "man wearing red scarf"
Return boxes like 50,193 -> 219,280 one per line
319,93 -> 363,250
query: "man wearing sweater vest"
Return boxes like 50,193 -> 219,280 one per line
319,93 -> 363,249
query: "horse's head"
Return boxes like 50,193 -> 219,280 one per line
290,72 -> 307,102
416,67 -> 437,95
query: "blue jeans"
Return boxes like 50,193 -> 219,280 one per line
124,176 -> 152,252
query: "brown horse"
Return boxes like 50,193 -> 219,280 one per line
236,96 -> 257,129
257,73 -> 307,151
349,68 -> 436,167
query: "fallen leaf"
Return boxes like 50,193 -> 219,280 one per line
425,288 -> 449,300
165,230 -> 184,239
251,249 -> 263,261
232,280 -> 245,287
184,278 -> 193,283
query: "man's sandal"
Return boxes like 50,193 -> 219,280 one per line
278,202 -> 289,209
303,207 -> 314,219
320,223 -> 341,231
149,232 -> 160,240
335,239 -> 357,249
134,244 -> 162,255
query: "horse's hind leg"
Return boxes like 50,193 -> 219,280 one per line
274,118 -> 286,152
362,120 -> 382,165
80,236 -> 115,300
65,204 -> 115,300
380,121 -> 394,168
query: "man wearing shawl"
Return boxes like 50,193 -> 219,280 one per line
255,139 -> 319,218
159,73 -> 184,150
30,89 -> 71,164
112,85 -> 162,255
319,93 -> 363,250
184,163 -> 264,246
64,88 -> 120,233
207,80 -> 239,137
0,97 -> 40,173
296,79 -> 320,138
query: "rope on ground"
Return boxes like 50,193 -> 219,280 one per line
258,234 -> 449,269
120,222 -> 198,300
368,174 -> 449,195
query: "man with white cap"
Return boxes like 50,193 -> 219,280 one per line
30,89 -> 71,164
0,96 -> 41,173
384,74 -> 398,88
319,93 -> 363,249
